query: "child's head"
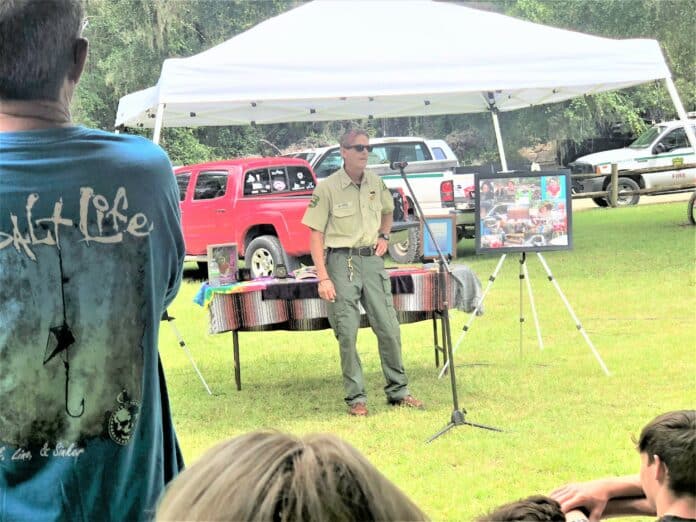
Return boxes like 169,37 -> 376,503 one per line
478,495 -> 566,521
156,431 -> 428,522
637,410 -> 696,502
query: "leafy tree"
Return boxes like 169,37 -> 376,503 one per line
502,0 -> 695,143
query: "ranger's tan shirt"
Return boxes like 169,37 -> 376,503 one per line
302,167 -> 393,248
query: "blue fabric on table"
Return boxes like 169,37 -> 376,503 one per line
423,263 -> 483,314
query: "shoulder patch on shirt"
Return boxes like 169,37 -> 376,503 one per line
308,195 -> 320,208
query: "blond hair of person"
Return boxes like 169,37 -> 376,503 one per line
156,431 -> 428,521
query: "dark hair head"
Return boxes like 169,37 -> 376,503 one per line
339,128 -> 369,148
478,495 -> 565,522
638,410 -> 696,497
156,431 -> 429,522
0,0 -> 84,101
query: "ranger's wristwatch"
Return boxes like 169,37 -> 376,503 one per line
378,233 -> 390,241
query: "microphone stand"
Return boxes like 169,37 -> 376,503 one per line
391,162 -> 503,442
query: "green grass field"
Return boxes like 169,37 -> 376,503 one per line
160,201 -> 695,521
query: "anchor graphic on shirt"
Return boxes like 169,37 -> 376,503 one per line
43,247 -> 84,418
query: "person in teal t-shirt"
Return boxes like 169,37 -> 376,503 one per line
0,1 -> 185,520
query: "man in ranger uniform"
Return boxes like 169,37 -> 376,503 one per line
302,129 -> 423,417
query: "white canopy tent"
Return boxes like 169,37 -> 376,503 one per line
115,0 -> 695,169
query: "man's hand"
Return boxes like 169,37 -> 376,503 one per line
318,279 -> 336,302
550,482 -> 610,522
375,237 -> 389,257
550,475 -> 644,522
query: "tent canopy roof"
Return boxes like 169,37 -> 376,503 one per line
115,0 -> 670,129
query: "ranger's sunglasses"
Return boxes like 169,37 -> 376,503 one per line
343,144 -> 373,152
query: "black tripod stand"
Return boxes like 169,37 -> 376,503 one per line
390,162 -> 503,442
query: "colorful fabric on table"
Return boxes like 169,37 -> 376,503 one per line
193,280 -> 270,307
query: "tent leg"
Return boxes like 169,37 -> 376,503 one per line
664,78 -> 696,154
490,110 -> 509,172
152,103 -> 165,145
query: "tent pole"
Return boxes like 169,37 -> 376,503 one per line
490,110 -> 509,172
664,77 -> 696,154
152,103 -> 165,145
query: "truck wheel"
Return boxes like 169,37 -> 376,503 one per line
688,191 -> 696,225
245,235 -> 285,278
607,177 -> 640,207
592,197 -> 609,207
388,223 -> 421,264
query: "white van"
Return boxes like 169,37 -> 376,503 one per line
570,119 -> 696,206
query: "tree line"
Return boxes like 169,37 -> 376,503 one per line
76,0 -> 695,166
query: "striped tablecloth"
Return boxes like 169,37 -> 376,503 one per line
207,265 -> 482,334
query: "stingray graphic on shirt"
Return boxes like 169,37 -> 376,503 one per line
0,210 -> 148,448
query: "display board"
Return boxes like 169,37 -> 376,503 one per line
475,171 -> 572,254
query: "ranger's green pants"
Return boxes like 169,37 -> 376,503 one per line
326,250 -> 409,406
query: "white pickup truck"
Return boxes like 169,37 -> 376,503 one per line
287,137 -> 460,213
569,119 -> 696,206
286,137 -> 469,262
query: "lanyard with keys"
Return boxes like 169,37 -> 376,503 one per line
347,255 -> 354,282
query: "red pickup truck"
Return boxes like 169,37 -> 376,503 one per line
175,157 -> 418,278
175,157 -> 316,277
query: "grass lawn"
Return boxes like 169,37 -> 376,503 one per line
160,201 -> 695,521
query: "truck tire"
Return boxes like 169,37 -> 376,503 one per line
607,177 -> 640,207
592,197 -> 609,207
388,222 -> 421,264
688,191 -> 696,225
245,235 -> 285,278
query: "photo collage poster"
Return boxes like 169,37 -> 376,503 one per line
475,171 -> 572,254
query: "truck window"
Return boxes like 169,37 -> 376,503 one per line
431,147 -> 446,160
244,168 -> 271,195
375,143 -> 432,164
287,166 -> 316,191
193,171 -> 228,200
269,167 -> 289,192
661,127 -> 694,151
413,143 -> 429,161
314,151 -> 343,179
176,172 -> 191,201
629,125 -> 665,149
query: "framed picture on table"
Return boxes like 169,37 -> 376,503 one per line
421,214 -> 457,259
207,243 -> 238,287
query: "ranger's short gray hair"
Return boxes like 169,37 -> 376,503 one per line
0,0 -> 85,101
339,128 -> 369,148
